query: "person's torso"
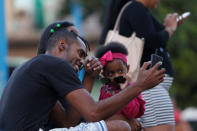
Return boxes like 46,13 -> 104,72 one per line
0,55 -> 70,130
119,1 -> 174,76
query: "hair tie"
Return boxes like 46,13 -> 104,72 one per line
50,29 -> 55,33
56,24 -> 61,28
50,24 -> 61,34
99,51 -> 127,67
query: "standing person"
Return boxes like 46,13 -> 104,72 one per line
95,42 -> 145,131
0,26 -> 165,130
99,0 -> 186,131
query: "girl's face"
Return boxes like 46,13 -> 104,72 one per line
103,59 -> 129,84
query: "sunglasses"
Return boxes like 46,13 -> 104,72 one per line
100,76 -> 126,84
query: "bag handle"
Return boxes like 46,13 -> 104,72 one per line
105,1 -> 141,45
113,1 -> 133,31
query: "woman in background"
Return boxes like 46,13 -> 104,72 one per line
99,0 -> 185,130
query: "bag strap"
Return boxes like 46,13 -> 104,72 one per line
113,1 -> 133,31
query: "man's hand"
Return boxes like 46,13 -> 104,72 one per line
119,75 -> 131,90
129,119 -> 142,131
84,56 -> 102,78
134,61 -> 165,92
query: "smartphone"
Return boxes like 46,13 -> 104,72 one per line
177,12 -> 191,22
150,50 -> 163,69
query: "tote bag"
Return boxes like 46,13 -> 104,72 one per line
105,1 -> 145,81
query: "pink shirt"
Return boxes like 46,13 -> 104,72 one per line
99,82 -> 146,119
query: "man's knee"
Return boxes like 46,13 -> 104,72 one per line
105,120 -> 131,131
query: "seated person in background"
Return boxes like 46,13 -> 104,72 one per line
95,42 -> 145,131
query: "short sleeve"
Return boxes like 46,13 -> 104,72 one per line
46,61 -> 83,97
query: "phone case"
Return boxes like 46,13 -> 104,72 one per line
150,54 -> 163,69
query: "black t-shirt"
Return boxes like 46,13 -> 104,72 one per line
119,1 -> 174,76
0,55 -> 83,130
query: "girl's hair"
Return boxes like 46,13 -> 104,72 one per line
37,21 -> 90,55
99,0 -> 132,45
95,42 -> 128,59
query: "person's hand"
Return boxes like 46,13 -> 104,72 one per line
129,119 -> 142,131
84,56 -> 102,78
119,75 -> 131,90
134,61 -> 165,92
164,13 -> 178,37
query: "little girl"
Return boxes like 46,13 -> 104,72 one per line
95,42 -> 145,130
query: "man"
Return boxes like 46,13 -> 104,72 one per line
0,27 -> 165,130
37,21 -> 103,129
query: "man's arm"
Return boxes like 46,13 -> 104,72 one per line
49,57 -> 102,127
49,101 -> 81,128
65,62 -> 165,122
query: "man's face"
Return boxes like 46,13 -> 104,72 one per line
65,38 -> 87,72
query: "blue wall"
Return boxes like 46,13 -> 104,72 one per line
0,0 -> 8,97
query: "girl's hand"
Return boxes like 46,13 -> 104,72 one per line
84,56 -> 102,78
